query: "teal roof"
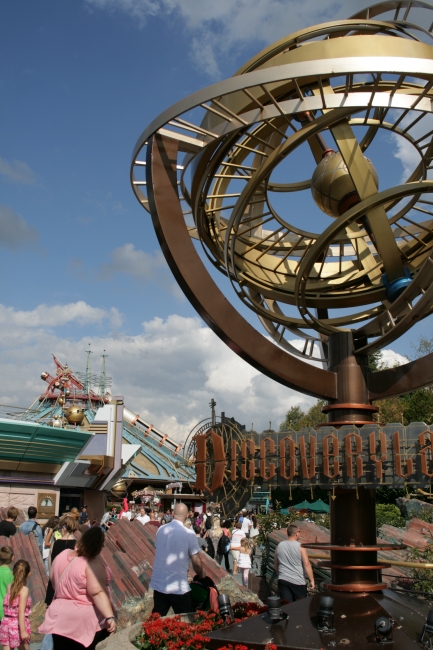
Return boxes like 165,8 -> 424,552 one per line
0,417 -> 93,465
121,419 -> 194,482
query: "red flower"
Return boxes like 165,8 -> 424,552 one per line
136,602 -> 268,650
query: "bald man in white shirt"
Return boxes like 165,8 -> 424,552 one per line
150,503 -> 206,615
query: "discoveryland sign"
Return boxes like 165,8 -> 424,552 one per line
192,423 -> 433,493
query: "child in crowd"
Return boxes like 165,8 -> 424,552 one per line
0,548 -> 14,621
0,559 -> 32,650
42,516 -> 59,577
238,538 -> 252,587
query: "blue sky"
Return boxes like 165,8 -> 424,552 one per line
0,0 -> 431,439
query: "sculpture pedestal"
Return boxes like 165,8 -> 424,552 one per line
206,590 -> 426,649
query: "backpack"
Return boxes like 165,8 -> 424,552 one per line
31,522 -> 42,552
217,533 -> 230,555
190,576 -> 219,612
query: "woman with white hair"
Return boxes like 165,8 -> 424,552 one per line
206,517 -> 223,564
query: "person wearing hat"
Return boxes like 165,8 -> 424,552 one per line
79,506 -> 88,525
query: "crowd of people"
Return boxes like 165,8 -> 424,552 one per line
112,505 -> 261,586
0,502 -> 314,649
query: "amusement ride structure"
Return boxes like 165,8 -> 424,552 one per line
131,1 -> 433,647
0,351 -> 195,514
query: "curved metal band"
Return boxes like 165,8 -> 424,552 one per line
369,351 -> 433,400
146,133 -> 337,400
131,49 -> 433,164
351,0 -> 433,20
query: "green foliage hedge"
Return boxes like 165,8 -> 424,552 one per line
375,504 -> 406,530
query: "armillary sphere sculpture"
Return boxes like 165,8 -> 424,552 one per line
132,2 -> 433,647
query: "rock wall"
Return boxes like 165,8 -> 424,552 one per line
396,497 -> 433,519
102,519 -> 260,628
266,519 -> 413,592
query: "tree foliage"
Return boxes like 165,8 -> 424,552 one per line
256,505 -> 298,576
406,544 -> 433,593
410,335 -> 433,359
375,504 -> 405,531
279,405 -> 304,431
402,388 -> 433,424
279,400 -> 326,431
368,350 -> 384,372
373,340 -> 433,425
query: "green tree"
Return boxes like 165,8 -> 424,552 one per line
376,485 -> 415,505
368,350 -> 384,372
376,396 -> 405,425
403,388 -> 433,424
257,505 -> 298,576
406,544 -> 433,593
279,400 -> 326,431
279,405 -> 305,430
410,335 -> 433,359
375,504 -> 405,531
298,400 -> 326,428
371,339 -> 433,425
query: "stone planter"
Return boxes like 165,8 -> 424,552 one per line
96,622 -> 142,650
96,577 -> 260,649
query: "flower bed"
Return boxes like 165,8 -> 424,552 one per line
133,603 -> 272,650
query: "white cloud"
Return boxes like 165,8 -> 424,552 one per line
0,307 -> 313,440
85,0 -> 371,77
0,205 -> 39,250
0,301 -> 123,329
390,131 -> 425,185
0,157 -> 36,185
380,348 -> 408,369
0,301 -> 411,441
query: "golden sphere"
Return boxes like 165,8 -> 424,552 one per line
65,406 -> 85,425
311,151 -> 378,217
112,480 -> 127,494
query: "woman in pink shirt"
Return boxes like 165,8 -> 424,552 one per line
39,527 -> 117,649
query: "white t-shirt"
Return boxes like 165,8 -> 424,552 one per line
150,519 -> 200,594
121,511 -> 132,520
250,526 -> 260,539
135,514 -> 150,525
241,517 -> 252,534
238,551 -> 252,568
230,529 -> 245,549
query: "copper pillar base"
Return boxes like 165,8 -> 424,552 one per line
304,488 -> 407,593
325,332 -> 374,426
316,333 -> 392,592
323,579 -> 387,591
